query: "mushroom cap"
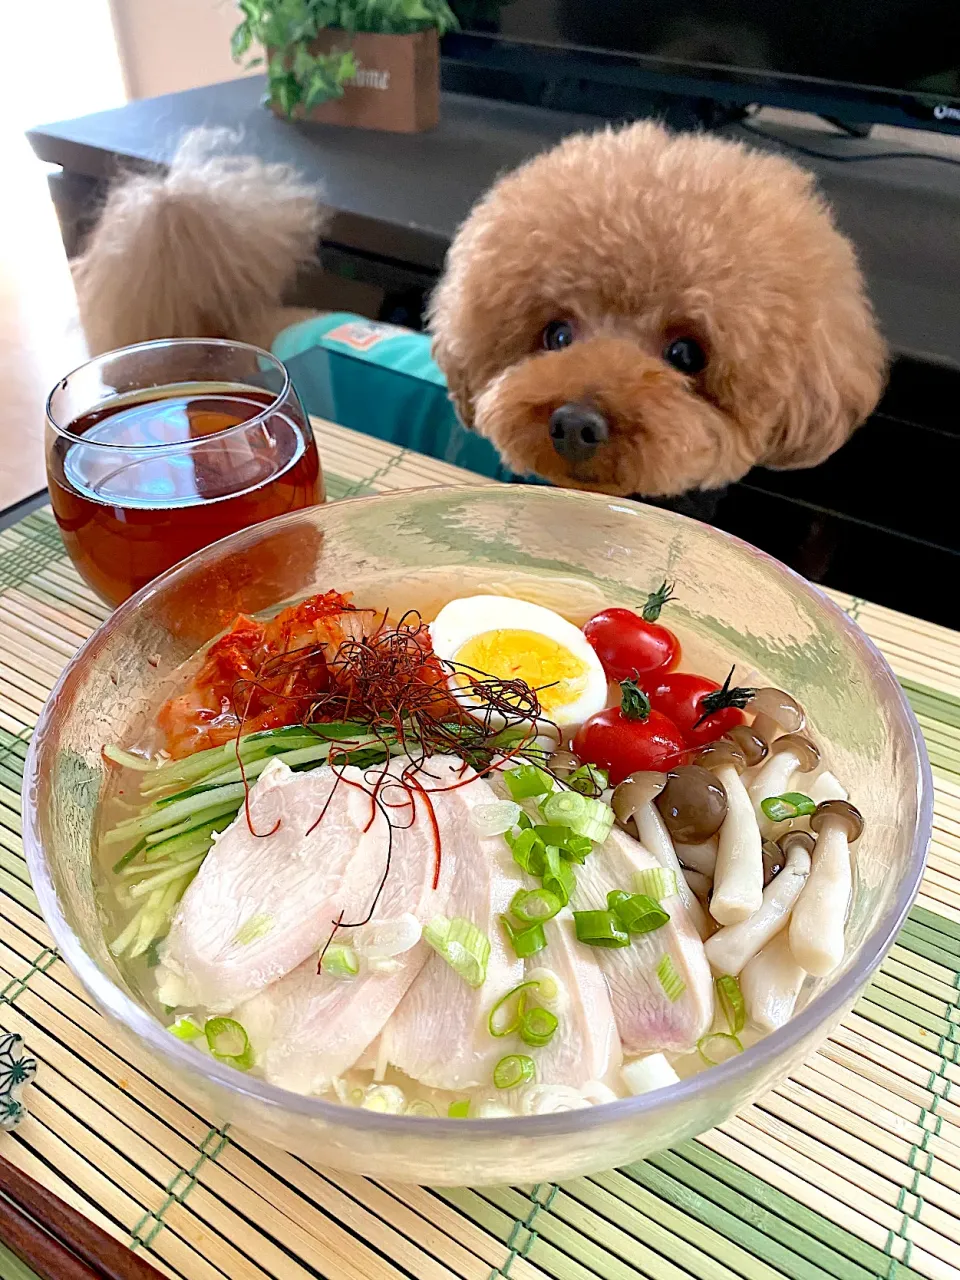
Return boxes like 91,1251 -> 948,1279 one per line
761,838 -> 784,886
768,732 -> 820,772
613,772 -> 668,829
726,723 -> 769,766
778,829 -> 816,856
654,765 -> 727,843
810,799 -> 863,842
695,739 -> 747,775
752,687 -> 805,733
547,749 -> 580,780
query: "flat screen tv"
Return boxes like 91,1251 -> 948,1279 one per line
443,1 -> 960,134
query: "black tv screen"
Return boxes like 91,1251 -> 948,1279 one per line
445,0 -> 960,132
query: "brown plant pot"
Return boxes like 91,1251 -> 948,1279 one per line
271,30 -> 439,133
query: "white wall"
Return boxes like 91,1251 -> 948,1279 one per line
108,0 -> 259,100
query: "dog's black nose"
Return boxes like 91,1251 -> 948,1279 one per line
549,403 -> 610,463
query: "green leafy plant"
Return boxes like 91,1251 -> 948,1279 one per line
233,0 -> 459,116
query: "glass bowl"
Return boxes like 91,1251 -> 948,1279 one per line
22,486 -> 931,1186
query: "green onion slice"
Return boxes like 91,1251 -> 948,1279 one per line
607,889 -> 670,934
500,916 -> 548,959
488,979 -> 539,1037
447,1099 -> 471,1118
169,1016 -> 202,1042
520,1006 -> 559,1047
321,944 -> 360,979
697,1032 -> 744,1065
424,916 -> 491,987
507,828 -> 547,876
510,887 -> 562,925
541,846 -> 576,907
633,867 -> 679,902
715,974 -> 746,1035
656,954 -> 687,1003
503,764 -> 553,800
470,800 -> 522,837
493,1054 -> 536,1090
571,797 -> 615,843
567,763 -> 609,796
541,790 -> 587,827
204,1017 -> 254,1070
573,910 -> 630,949
760,792 -> 816,823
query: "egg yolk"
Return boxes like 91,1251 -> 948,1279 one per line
453,629 -> 588,714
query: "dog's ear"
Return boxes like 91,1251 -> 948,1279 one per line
430,333 -> 476,429
762,284 -> 887,470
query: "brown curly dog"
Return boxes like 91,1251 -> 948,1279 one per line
429,121 -> 887,499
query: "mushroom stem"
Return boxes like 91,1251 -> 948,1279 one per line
740,931 -> 807,1032
682,869 -> 713,899
711,762 -> 764,926
675,836 -> 718,877
808,770 -> 849,805
788,812 -> 856,976
748,733 -> 820,832
704,837 -> 811,974
631,802 -> 711,939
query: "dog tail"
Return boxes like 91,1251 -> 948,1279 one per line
73,128 -> 325,355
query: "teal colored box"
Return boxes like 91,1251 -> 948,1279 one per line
272,313 -> 519,482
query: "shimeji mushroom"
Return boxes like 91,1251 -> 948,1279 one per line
788,799 -> 863,976
748,733 -> 821,831
749,687 -> 805,746
808,770 -> 849,805
655,766 -> 727,843
682,868 -> 713,900
740,930 -> 807,1031
612,772 -> 710,936
697,740 -> 764,926
704,831 -> 813,974
675,835 -> 718,877
725,725 -> 768,767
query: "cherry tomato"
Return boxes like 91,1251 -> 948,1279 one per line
583,582 -> 680,682
573,680 -> 686,785
646,668 -> 753,748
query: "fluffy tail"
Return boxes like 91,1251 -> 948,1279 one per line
73,128 -> 325,355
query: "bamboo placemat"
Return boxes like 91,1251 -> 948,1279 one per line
1,418 -> 959,1280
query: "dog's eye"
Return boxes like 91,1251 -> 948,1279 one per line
542,320 -> 575,351
663,336 -> 707,375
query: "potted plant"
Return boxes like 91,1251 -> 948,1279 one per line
232,0 -> 459,133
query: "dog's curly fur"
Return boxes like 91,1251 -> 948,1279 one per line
429,121 -> 887,497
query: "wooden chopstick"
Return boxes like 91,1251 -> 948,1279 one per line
0,1151 -> 166,1280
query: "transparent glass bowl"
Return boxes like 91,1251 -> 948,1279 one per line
22,486 -> 932,1185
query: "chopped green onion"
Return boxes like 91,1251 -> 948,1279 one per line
656,954 -> 686,1003
144,939 -> 162,969
234,913 -> 274,946
541,790 -> 587,827
424,916 -> 491,987
507,828 -> 547,876
760,792 -> 816,823
204,1017 -> 254,1070
510,888 -> 562,925
533,826 -> 592,863
573,910 -> 630,949
520,1006 -> 559,1047
493,1054 -> 536,1090
715,974 -> 746,1035
607,890 -> 670,934
503,764 -> 553,800
321,944 -> 360,979
470,800 -> 523,837
570,797 -> 615,844
567,763 -> 609,796
169,1016 -> 202,1042
541,846 -> 576,907
633,867 -> 679,902
448,1099 -> 470,1118
500,916 -> 548,959
697,1032 -> 744,1065
488,979 -> 539,1037
405,1099 -> 438,1117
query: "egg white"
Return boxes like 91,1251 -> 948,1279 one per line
429,595 -> 607,727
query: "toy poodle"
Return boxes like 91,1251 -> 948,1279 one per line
73,122 -> 886,501
430,121 -> 886,499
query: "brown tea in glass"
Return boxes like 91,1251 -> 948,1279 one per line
46,340 -> 323,607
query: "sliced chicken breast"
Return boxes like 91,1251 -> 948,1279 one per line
574,825 -> 714,1053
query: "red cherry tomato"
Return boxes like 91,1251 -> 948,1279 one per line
583,582 -> 680,682
646,669 -> 751,748
573,681 -> 686,785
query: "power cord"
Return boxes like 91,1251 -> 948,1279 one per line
737,118 -> 960,170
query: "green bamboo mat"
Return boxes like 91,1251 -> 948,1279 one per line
0,419 -> 959,1280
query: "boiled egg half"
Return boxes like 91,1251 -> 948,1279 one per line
429,595 -> 607,727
